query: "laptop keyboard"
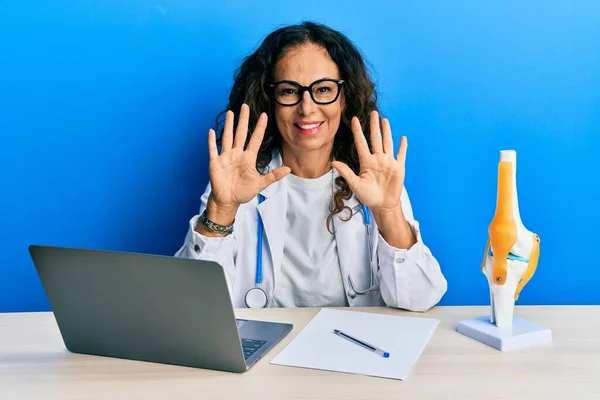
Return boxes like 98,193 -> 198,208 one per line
241,339 -> 267,360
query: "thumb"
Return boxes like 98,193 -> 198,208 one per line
330,161 -> 359,190
260,166 -> 291,190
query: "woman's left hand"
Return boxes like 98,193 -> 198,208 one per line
331,111 -> 407,215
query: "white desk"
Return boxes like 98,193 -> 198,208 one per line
1,306 -> 599,399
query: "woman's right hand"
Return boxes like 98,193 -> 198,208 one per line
203,104 -> 291,227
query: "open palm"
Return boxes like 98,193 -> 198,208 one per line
208,104 -> 291,208
331,111 -> 407,213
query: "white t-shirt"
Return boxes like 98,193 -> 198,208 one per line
271,169 -> 349,307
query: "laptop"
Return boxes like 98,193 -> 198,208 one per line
28,245 -> 293,373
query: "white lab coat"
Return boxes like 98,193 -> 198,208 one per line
175,155 -> 447,312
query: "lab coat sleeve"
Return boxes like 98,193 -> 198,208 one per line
375,188 -> 448,312
174,183 -> 239,295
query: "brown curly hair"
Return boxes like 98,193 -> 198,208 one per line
214,21 -> 378,231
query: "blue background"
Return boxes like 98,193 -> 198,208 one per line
2,1 -> 599,312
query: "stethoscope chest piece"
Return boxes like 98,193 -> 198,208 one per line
245,287 -> 268,308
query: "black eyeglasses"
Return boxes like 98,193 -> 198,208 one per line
269,78 -> 344,106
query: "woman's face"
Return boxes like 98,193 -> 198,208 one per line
272,43 -> 345,155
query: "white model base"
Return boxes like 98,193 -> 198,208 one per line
456,316 -> 552,351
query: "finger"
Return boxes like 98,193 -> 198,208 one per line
370,111 -> 383,153
221,110 -> 234,152
247,112 -> 268,153
396,135 -> 408,165
351,116 -> 370,161
233,104 -> 250,150
261,166 -> 291,189
330,161 -> 360,191
382,118 -> 394,155
208,129 -> 218,160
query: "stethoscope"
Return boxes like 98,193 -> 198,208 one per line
244,194 -> 378,308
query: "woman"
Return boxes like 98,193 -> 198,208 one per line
175,21 -> 447,311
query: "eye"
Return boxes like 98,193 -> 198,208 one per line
279,88 -> 298,96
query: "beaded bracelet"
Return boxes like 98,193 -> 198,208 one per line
199,211 -> 234,235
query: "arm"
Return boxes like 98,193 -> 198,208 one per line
174,183 -> 239,295
374,188 -> 448,312
371,204 -> 416,250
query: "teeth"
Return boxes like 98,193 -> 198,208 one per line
298,123 -> 320,130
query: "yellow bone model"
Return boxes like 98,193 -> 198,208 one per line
488,161 -> 518,285
481,150 -> 541,328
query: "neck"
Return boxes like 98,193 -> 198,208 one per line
281,144 -> 333,178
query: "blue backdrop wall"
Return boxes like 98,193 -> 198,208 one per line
1,1 -> 599,312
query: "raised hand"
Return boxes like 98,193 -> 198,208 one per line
330,110 -> 407,215
204,104 -> 291,226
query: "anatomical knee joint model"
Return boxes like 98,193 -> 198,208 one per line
481,150 -> 540,328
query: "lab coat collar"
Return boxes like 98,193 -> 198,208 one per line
258,152 -> 284,200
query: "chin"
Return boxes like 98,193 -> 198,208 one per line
293,135 -> 334,150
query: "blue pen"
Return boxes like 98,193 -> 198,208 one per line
333,329 -> 390,358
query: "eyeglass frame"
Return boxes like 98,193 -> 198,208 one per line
268,78 -> 345,106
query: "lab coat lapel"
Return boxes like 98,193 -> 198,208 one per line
256,155 -> 287,294
333,195 -> 373,302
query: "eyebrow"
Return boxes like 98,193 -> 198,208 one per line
273,77 -> 340,84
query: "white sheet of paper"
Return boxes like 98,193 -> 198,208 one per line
270,308 -> 439,380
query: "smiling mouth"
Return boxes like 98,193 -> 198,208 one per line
294,122 -> 324,135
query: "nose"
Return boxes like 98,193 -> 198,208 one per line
298,90 -> 317,116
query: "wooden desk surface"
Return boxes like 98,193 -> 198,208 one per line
1,306 -> 599,399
